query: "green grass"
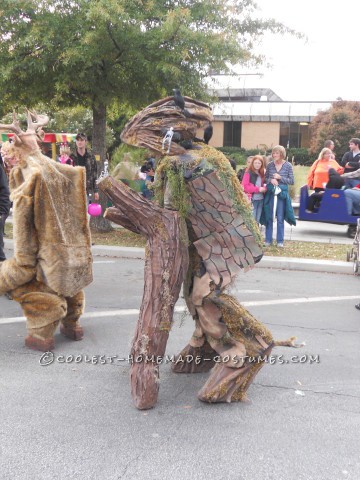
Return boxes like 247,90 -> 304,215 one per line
91,228 -> 147,248
292,164 -> 309,201
92,228 -> 348,262
5,221 -> 349,261
264,241 -> 347,261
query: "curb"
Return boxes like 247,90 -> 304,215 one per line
91,247 -> 352,275
4,238 -> 352,275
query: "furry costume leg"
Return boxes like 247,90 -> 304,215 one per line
11,280 -> 67,352
60,290 -> 85,340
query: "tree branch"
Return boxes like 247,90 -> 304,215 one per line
98,175 -> 189,410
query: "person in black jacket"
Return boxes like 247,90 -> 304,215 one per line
0,160 -> 11,261
341,138 -> 360,187
70,133 -> 99,203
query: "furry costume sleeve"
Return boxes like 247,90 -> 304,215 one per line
0,192 -> 37,295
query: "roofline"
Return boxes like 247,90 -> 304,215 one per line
213,116 -> 314,122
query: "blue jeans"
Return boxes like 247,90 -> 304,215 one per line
252,199 -> 263,223
344,189 -> 360,215
344,177 -> 360,188
265,196 -> 285,244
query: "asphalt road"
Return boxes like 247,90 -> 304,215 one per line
1,257 -> 360,480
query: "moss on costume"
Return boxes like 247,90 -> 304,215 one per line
154,144 -> 262,245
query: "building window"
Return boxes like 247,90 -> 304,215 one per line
280,122 -> 304,148
223,121 -> 241,147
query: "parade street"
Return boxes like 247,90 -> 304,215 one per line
1,256 -> 360,480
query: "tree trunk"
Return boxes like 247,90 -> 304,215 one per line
91,102 -> 113,232
98,176 -> 189,409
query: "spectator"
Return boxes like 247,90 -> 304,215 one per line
237,156 -> 253,182
140,161 -> 155,199
261,145 -> 296,248
70,133 -> 99,203
41,142 -> 52,159
307,148 -> 343,192
341,138 -> 360,187
324,139 -> 335,151
58,142 -> 74,166
0,146 -> 11,262
344,184 -> 360,216
306,168 -> 344,212
228,158 -> 237,171
0,141 -> 13,177
241,155 -> 267,223
306,148 -> 344,211
326,168 -> 345,189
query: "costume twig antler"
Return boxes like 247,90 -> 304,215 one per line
0,111 -> 23,134
26,110 -> 49,133
0,110 -> 49,150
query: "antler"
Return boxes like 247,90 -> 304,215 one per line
26,110 -> 49,133
0,111 -> 24,135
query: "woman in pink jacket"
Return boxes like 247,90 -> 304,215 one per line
241,155 -> 267,223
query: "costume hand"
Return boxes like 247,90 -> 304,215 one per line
94,192 -> 99,201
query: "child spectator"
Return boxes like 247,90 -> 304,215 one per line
140,161 -> 155,199
241,155 -> 267,223
58,142 -> 74,166
237,156 -> 253,182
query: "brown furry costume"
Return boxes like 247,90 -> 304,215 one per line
0,112 -> 93,351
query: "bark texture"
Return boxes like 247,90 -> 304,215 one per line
98,176 -> 189,409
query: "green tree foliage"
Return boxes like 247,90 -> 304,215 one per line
0,0 -> 297,149
0,0 -> 298,230
310,101 -> 360,159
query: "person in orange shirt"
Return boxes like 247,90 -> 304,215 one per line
306,148 -> 344,212
307,148 -> 343,191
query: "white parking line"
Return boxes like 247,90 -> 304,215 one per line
0,295 -> 359,325
93,260 -> 116,264
242,295 -> 360,307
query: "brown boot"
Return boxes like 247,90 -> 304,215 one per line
60,291 -> 85,341
60,324 -> 84,340
25,335 -> 55,352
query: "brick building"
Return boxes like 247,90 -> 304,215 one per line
207,87 -> 331,150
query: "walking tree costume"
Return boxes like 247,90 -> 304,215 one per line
98,96 -> 298,410
0,112 -> 93,352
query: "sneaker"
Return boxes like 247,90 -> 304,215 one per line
264,242 -> 271,247
277,243 -> 284,248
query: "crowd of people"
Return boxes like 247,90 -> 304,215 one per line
305,137 -> 360,216
235,137 -> 360,247
3,135 -> 360,255
239,145 -> 296,248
